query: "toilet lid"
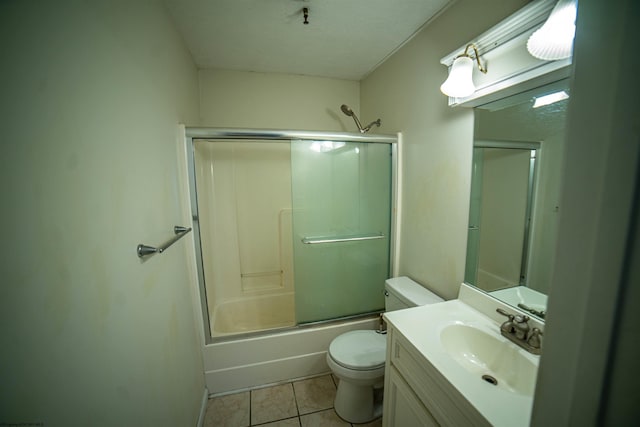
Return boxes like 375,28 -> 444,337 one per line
329,330 -> 386,370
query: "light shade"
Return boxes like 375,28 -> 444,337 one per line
440,56 -> 475,98
527,0 -> 577,60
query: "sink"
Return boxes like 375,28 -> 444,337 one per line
383,299 -> 541,427
440,324 -> 538,396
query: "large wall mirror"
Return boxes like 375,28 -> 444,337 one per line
464,78 -> 569,320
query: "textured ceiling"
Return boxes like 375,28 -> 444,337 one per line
164,0 -> 452,80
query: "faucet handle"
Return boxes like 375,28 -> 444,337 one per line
527,328 -> 544,349
496,308 -> 515,334
512,314 -> 530,340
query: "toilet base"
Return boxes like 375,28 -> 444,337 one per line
334,379 -> 382,424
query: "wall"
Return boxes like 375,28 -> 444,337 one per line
360,0 -> 528,300
0,1 -> 205,425
199,69 -> 360,131
531,0 -> 640,423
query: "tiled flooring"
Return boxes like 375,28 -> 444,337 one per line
203,374 -> 382,427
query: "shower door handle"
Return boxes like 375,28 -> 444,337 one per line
301,233 -> 385,244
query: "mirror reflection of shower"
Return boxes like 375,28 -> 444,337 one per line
340,104 -> 381,133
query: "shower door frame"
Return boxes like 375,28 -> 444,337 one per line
184,127 -> 399,343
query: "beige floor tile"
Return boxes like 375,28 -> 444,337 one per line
251,383 -> 298,425
203,391 -> 250,427
300,409 -> 351,427
354,417 -> 382,427
293,375 -> 337,415
259,417 -> 301,426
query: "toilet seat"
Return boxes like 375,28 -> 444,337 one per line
328,330 -> 386,371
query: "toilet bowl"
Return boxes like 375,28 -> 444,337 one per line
327,277 -> 443,423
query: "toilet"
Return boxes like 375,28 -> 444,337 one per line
326,276 -> 443,423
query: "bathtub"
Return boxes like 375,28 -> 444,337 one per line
211,292 -> 296,337
203,314 -> 379,395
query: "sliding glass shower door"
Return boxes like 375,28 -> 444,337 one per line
291,140 -> 392,324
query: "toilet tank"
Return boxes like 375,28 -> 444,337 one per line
384,277 -> 443,311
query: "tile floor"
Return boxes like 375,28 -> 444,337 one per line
203,374 -> 383,427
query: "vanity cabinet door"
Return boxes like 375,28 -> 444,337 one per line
384,366 -> 439,427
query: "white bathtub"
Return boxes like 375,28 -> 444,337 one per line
204,315 -> 379,395
211,292 -> 296,337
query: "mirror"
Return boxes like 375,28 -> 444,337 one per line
465,79 -> 570,320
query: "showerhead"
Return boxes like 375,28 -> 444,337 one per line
339,104 -> 381,133
340,104 -> 363,132
340,104 -> 354,117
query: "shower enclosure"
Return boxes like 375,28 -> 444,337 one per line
185,129 -> 397,342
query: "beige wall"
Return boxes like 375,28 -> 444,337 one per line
0,1 -> 204,425
360,0 -> 528,299
199,69 -> 360,131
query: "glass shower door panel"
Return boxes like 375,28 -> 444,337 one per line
291,140 -> 391,324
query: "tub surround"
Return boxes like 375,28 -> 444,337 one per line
211,292 -> 295,337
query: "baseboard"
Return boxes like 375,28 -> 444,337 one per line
196,387 -> 209,427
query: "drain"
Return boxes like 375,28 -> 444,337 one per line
482,374 -> 498,386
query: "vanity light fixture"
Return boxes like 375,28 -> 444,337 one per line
527,0 -> 577,60
440,44 -> 487,98
532,90 -> 569,108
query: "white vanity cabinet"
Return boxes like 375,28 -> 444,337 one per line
383,323 -> 490,427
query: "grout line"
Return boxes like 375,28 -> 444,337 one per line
291,381 -> 301,418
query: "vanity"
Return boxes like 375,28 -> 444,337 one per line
382,284 -> 542,427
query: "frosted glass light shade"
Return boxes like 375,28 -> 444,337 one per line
527,0 -> 577,60
440,56 -> 475,98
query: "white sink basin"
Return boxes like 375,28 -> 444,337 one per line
440,324 -> 538,396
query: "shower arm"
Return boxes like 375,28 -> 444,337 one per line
362,119 -> 382,133
349,114 -> 381,134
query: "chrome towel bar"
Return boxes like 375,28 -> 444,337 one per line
137,226 -> 192,258
301,233 -> 385,244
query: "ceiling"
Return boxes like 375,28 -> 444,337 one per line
164,0 -> 452,81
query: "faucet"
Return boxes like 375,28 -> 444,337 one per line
496,308 -> 543,355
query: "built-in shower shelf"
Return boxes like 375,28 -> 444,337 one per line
301,232 -> 385,244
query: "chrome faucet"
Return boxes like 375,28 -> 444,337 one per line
496,308 -> 543,355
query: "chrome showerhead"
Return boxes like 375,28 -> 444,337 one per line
340,104 -> 354,117
339,104 -> 381,133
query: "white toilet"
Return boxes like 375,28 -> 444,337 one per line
326,276 -> 443,423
